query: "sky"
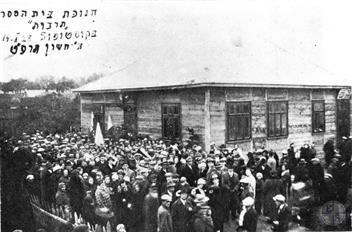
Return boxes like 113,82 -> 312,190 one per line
1,0 -> 352,85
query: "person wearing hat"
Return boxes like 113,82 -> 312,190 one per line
221,164 -> 240,220
339,136 -> 349,162
271,194 -> 290,231
160,172 -> 175,194
157,161 -> 169,195
238,196 -> 258,232
205,158 -> 217,182
179,156 -> 197,187
122,162 -> 136,182
162,181 -> 177,204
158,194 -> 173,232
171,187 -> 193,232
207,172 -> 227,232
144,182 -> 159,232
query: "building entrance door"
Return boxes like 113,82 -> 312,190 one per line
336,99 -> 350,144
93,105 -> 105,134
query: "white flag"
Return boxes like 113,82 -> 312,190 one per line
95,122 -> 104,146
90,112 -> 94,131
107,115 -> 113,130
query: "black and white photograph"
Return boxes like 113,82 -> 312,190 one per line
1,0 -> 352,231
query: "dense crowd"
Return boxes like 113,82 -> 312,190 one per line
2,132 -> 352,232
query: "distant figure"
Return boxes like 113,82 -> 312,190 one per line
323,139 -> 335,167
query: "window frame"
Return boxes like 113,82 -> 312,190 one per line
266,101 -> 289,138
161,103 -> 182,140
311,100 -> 325,134
226,101 -> 252,142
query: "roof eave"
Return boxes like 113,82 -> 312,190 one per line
73,82 -> 351,93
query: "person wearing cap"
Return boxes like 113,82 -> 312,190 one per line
307,157 -> 324,204
144,182 -> 160,232
207,172 -> 226,232
255,172 -> 264,215
271,194 -> 290,231
116,224 -> 127,232
238,197 -> 258,232
171,187 -> 193,232
158,194 -> 173,232
191,194 -> 214,232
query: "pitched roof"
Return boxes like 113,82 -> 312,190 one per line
75,34 -> 350,93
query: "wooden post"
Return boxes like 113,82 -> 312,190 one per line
204,88 -> 211,153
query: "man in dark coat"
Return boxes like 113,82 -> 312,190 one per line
207,173 -> 227,232
272,194 -> 291,232
157,162 -> 168,195
307,158 -> 325,204
323,139 -> 335,167
144,183 -> 160,232
287,143 -> 297,172
180,156 -> 197,186
344,136 -> 352,163
171,187 -> 193,232
241,197 -> 258,232
68,169 -> 85,215
221,165 -> 239,220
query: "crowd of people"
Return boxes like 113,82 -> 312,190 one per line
2,132 -> 352,232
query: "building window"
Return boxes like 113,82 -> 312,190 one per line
312,100 -> 325,133
162,103 -> 181,140
226,101 -> 251,141
267,101 -> 288,137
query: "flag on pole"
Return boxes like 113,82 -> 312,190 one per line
95,122 -> 104,146
107,115 -> 113,130
90,112 -> 94,131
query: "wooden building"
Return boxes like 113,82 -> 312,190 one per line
75,39 -> 352,155
75,83 -> 351,156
